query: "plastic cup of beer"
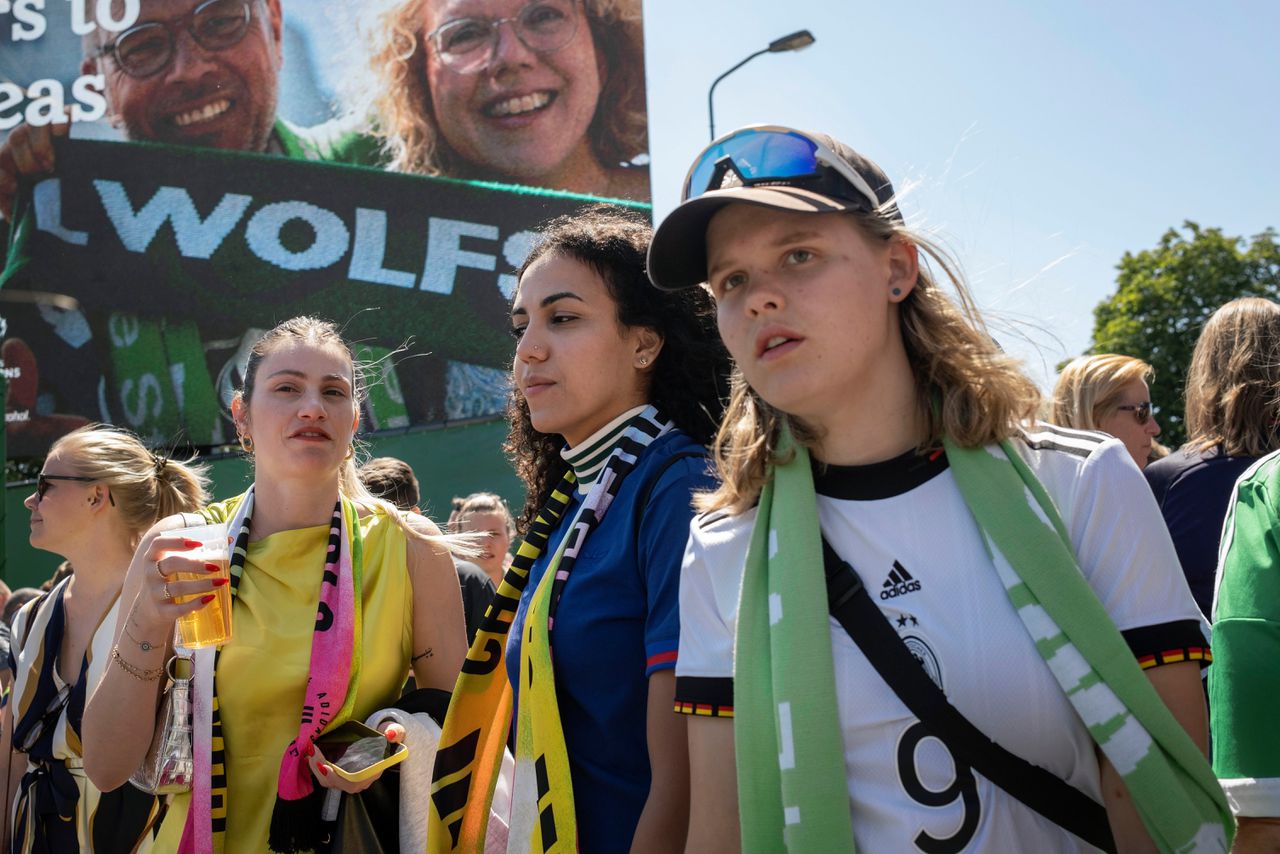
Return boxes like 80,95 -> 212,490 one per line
171,523 -> 233,648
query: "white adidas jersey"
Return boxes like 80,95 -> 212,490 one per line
677,427 -> 1207,853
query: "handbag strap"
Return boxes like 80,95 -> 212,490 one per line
820,536 -> 1117,853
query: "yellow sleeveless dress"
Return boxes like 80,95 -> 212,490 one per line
154,499 -> 413,853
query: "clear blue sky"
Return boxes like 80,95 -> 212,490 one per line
642,0 -> 1280,387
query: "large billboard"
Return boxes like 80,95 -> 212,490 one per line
0,0 -> 651,456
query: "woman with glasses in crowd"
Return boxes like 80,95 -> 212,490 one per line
428,206 -> 729,852
0,425 -> 208,853
81,317 -> 469,853
1051,354 -> 1164,470
358,0 -> 650,200
648,125 -> 1230,852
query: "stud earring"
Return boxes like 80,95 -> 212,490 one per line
239,434 -> 254,454
639,356 -> 650,367
892,287 -> 902,297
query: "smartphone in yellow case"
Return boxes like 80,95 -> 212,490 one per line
316,720 -> 409,783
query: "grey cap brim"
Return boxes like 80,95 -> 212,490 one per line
647,185 -> 864,290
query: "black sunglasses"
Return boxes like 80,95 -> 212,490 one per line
37,474 -> 115,506
1114,402 -> 1153,425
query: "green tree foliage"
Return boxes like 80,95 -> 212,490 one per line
1083,222 -> 1280,447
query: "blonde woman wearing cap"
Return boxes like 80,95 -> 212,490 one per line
1051,354 -> 1164,470
647,125 -> 1229,852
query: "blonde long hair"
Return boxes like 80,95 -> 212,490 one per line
701,212 -> 1041,514
358,0 -> 648,177
1184,297 -> 1280,456
51,425 -> 209,547
1051,354 -> 1153,431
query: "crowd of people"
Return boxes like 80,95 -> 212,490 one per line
0,121 -> 1273,852
0,3 -> 1275,851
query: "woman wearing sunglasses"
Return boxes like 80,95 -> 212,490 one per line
1052,354 -> 1165,470
427,207 -> 729,852
357,0 -> 650,200
648,125 -> 1230,852
0,425 -> 208,853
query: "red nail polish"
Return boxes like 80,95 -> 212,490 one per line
205,563 -> 220,572
200,594 -> 216,604
319,764 -> 329,777
183,539 -> 203,548
212,578 -> 229,587
305,743 -> 314,757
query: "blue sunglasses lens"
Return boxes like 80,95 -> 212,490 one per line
685,130 -> 822,200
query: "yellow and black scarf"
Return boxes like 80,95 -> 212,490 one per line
428,406 -> 670,853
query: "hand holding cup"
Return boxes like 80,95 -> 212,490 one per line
131,524 -> 233,647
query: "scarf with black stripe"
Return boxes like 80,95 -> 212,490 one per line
428,406 -> 671,853
179,487 -> 364,854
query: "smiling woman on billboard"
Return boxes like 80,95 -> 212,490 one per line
360,0 -> 651,201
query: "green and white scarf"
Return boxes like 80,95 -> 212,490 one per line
734,426 -> 1232,852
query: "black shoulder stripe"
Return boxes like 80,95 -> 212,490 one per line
1020,438 -> 1095,459
1023,422 -> 1109,444
1019,424 -> 1109,460
694,510 -> 731,530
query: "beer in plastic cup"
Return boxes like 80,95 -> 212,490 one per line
171,523 -> 233,648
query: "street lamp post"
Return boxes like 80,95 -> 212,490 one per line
707,29 -> 816,141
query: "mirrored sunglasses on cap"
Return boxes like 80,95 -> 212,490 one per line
648,125 -> 900,291
682,125 -> 884,212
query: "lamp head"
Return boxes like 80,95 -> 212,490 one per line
767,29 -> 815,53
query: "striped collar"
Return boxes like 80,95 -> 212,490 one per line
561,405 -> 649,494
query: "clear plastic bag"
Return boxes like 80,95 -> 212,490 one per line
129,655 -> 194,795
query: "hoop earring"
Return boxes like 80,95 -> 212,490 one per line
239,434 -> 254,454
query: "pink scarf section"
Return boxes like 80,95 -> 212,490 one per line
179,488 -> 356,853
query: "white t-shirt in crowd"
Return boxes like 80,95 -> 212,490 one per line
676,425 -> 1208,853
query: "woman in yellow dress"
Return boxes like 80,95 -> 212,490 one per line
1,425 -> 208,852
81,316 -> 469,853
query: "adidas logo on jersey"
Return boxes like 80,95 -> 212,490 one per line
880,561 -> 922,600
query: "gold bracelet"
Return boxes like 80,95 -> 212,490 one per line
111,645 -> 164,681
